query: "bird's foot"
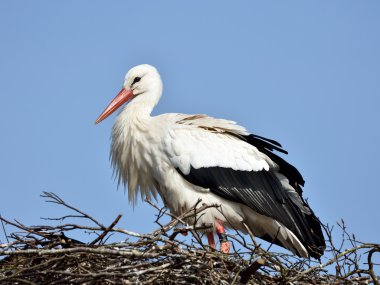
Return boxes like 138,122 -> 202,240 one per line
215,219 -> 230,253
220,240 -> 231,253
206,220 -> 230,253
217,233 -> 230,253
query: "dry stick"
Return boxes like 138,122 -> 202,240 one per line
169,224 -> 212,241
89,214 -> 122,245
367,248 -> 380,285
323,223 -> 343,277
41,192 -> 105,229
3,219 -> 143,239
0,247 -> 163,258
242,223 -> 259,249
145,201 -> 229,257
188,201 -> 210,252
242,223 -> 284,273
240,258 -> 266,284
34,222 -> 143,238
266,226 -> 280,253
290,244 -> 380,282
0,214 -> 10,245
146,200 -> 219,236
0,217 -> 54,242
41,214 -> 86,221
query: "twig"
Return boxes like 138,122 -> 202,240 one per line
240,258 -> 266,284
0,247 -> 164,258
0,214 -> 10,245
291,244 -> 380,282
368,248 -> 380,285
89,214 -> 122,245
41,192 -> 105,229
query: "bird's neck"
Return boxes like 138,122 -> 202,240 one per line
120,90 -> 161,122
123,102 -> 153,121
113,95 -> 159,143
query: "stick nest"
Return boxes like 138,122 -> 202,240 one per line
0,192 -> 379,284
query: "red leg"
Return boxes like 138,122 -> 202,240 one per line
215,219 -> 230,253
207,232 -> 216,249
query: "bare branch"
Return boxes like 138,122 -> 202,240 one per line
89,214 -> 122,245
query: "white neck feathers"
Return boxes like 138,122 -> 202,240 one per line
110,93 -> 160,205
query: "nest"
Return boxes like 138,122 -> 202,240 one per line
0,192 -> 379,284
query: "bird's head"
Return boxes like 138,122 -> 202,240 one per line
95,64 -> 163,124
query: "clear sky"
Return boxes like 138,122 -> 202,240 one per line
0,0 -> 379,252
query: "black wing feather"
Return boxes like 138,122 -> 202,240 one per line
244,134 -> 305,190
180,167 -> 290,219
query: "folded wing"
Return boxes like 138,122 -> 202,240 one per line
163,114 -> 325,258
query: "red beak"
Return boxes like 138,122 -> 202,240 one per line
95,88 -> 134,124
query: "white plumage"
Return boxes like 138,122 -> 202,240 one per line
96,64 -> 325,258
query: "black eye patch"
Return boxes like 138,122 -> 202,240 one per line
132,77 -> 141,86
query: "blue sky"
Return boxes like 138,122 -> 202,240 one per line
1,0 -> 379,253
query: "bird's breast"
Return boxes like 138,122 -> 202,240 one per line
111,113 -> 162,203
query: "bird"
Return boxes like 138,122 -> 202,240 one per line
95,64 -> 325,258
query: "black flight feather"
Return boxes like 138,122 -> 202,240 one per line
243,134 -> 305,190
178,166 -> 325,258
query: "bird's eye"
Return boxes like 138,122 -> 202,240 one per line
132,77 -> 141,86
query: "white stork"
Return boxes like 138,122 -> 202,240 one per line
95,64 -> 325,258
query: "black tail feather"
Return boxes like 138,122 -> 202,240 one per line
242,133 -> 325,258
